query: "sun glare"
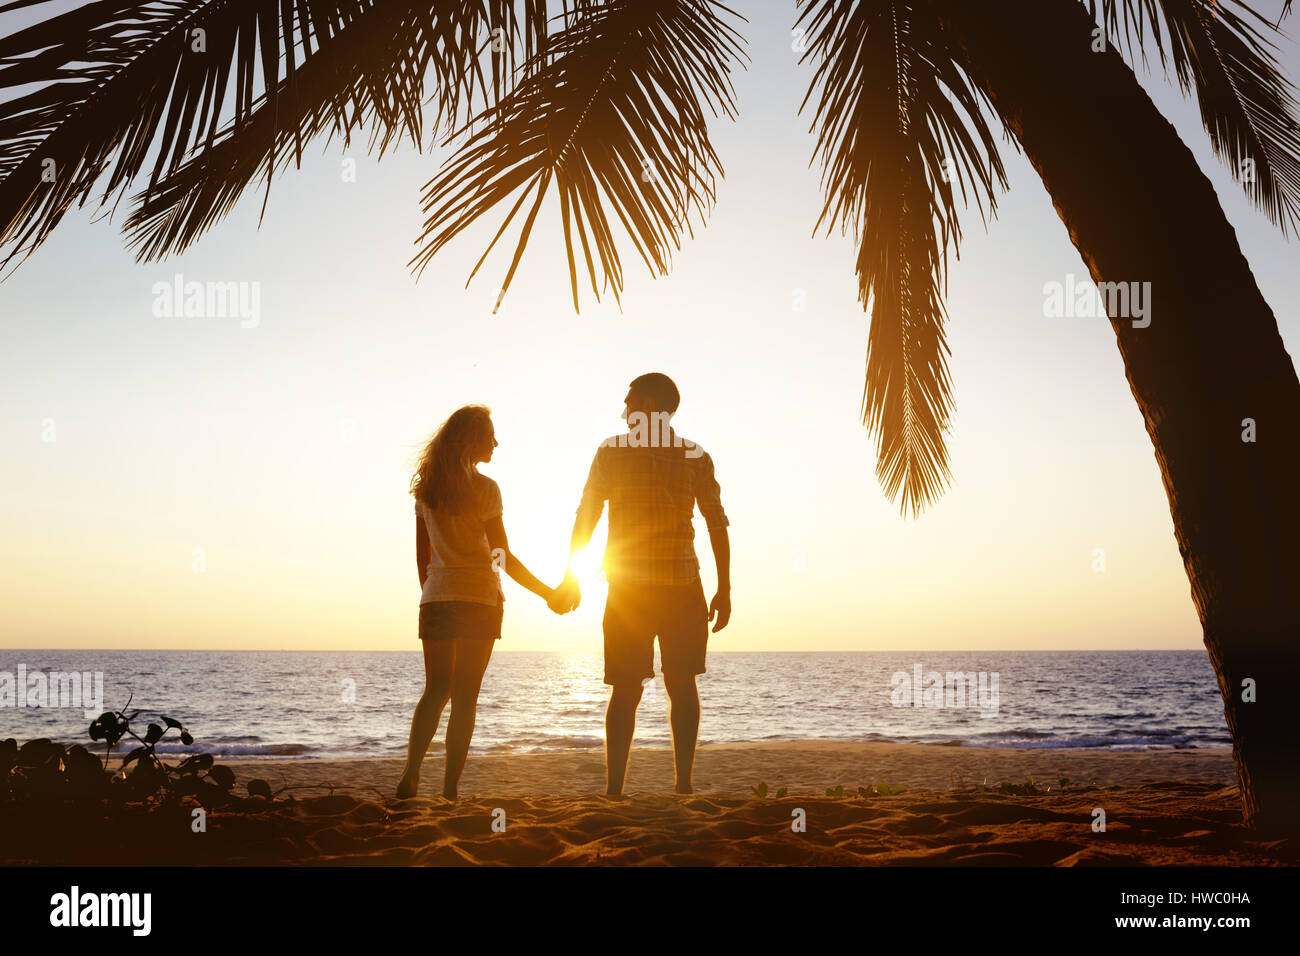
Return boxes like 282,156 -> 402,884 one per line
568,544 -> 604,588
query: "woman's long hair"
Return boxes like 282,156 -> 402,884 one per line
411,405 -> 493,514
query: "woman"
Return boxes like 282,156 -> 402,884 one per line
398,405 -> 564,800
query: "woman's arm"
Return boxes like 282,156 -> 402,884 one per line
483,516 -> 557,603
415,512 -> 431,589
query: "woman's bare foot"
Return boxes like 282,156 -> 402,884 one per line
441,786 -> 457,801
396,772 -> 419,799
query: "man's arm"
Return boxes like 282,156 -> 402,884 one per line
707,524 -> 731,632
697,452 -> 731,632
566,508 -> 600,569
557,508 -> 599,610
558,449 -> 608,609
563,516 -> 593,585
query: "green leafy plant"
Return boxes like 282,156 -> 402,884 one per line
750,781 -> 787,799
86,696 -> 241,804
972,775 -> 1079,796
995,777 -> 1046,796
247,779 -> 274,800
857,783 -> 908,797
0,737 -> 106,804
1,696 -> 246,808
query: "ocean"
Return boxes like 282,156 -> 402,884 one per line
0,650 -> 1230,759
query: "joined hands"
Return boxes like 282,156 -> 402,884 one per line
547,573 -> 581,615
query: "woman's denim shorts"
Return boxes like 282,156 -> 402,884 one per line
418,600 -> 504,641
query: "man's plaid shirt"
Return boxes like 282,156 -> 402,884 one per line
575,428 -> 728,585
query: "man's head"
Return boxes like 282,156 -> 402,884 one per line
623,372 -> 680,421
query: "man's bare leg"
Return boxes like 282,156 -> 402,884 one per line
605,682 -> 643,795
662,670 -> 700,794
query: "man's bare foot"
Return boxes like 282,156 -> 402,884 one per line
396,773 -> 419,799
442,786 -> 457,801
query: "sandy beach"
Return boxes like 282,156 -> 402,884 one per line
4,741 -> 1291,866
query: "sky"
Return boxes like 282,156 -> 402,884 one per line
1,1 -> 1297,652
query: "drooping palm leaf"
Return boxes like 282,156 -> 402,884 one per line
0,0 -> 549,271
121,0 -> 476,260
410,0 -> 746,311
1093,0 -> 1300,233
119,1 -> 434,260
0,0 -> 350,270
798,0 -> 1008,516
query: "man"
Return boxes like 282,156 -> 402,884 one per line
556,372 -> 731,795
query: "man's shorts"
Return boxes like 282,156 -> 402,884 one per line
603,580 -> 708,686
418,600 -> 503,641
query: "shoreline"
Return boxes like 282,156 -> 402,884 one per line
12,740 -> 1284,866
208,740 -> 1237,796
135,739 -> 1235,765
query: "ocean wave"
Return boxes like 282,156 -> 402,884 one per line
508,735 -> 605,751
964,727 -> 1059,740
972,733 -> 1196,750
151,742 -> 312,757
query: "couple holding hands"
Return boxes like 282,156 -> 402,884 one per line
398,373 -> 731,801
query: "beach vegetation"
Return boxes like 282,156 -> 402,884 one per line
1,696 -> 243,808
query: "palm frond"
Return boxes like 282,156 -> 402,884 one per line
0,0 -> 547,272
1092,0 -> 1300,233
798,0 -> 1008,516
410,0 -> 746,311
121,0 -> 454,261
0,0 -> 347,270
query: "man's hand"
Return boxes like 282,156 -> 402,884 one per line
708,590 -> 731,632
546,586 -> 573,615
551,574 -> 581,614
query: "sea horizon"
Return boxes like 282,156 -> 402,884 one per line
0,646 -> 1212,653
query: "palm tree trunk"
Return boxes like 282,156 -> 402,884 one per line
936,0 -> 1300,832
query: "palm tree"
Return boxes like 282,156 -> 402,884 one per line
2,0 -> 1298,831
928,0 -> 1300,837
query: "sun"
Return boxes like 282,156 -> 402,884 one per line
568,543 -> 605,589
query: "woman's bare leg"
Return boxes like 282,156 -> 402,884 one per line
442,638 -> 495,800
397,640 -> 454,798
